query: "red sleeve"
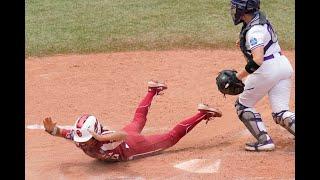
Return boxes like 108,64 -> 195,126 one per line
61,129 -> 74,140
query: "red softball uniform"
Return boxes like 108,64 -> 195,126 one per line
61,90 -> 208,161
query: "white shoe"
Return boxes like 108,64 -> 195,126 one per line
148,80 -> 167,94
245,139 -> 275,151
197,103 -> 222,124
198,103 -> 222,117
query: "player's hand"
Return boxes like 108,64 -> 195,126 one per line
236,69 -> 249,80
236,39 -> 240,47
43,117 -> 57,133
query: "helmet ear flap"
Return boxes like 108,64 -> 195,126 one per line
245,0 -> 260,13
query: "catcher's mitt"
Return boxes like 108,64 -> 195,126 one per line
216,70 -> 245,95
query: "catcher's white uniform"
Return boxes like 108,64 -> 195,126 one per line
231,1 -> 294,152
235,14 -> 295,151
239,16 -> 294,113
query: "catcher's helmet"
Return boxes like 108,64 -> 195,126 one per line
73,114 -> 103,142
230,0 -> 260,25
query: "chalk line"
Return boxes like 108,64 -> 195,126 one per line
26,124 -> 169,133
26,124 -> 73,130
174,158 -> 221,174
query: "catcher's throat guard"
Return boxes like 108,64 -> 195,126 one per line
216,70 -> 245,95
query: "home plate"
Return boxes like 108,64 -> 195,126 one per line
174,159 -> 221,173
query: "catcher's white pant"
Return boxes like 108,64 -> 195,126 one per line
239,53 -> 294,113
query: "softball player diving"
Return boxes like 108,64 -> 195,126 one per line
43,80 -> 222,161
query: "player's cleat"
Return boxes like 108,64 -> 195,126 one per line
198,103 -> 222,124
245,139 -> 275,151
198,103 -> 222,117
148,80 -> 167,95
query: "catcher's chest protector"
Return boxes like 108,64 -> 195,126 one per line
239,11 -> 268,62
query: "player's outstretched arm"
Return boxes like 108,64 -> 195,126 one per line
89,130 -> 127,142
43,117 -> 68,138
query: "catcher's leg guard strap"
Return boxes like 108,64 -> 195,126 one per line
272,110 -> 295,135
235,99 -> 270,142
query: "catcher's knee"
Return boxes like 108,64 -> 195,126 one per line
272,110 -> 295,135
235,99 -> 261,122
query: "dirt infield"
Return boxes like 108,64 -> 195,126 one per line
25,49 -> 295,179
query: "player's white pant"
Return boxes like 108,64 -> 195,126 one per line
238,53 -> 295,136
239,53 -> 294,113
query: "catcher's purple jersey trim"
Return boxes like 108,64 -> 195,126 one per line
264,52 -> 282,61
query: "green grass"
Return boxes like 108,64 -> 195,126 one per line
26,0 -> 295,57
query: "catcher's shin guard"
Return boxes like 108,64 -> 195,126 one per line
272,110 -> 295,135
235,99 -> 271,143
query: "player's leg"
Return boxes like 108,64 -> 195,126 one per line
269,78 -> 295,136
125,104 -> 222,160
164,103 -> 222,147
122,80 -> 167,134
236,68 -> 277,151
235,99 -> 274,151
268,55 -> 295,136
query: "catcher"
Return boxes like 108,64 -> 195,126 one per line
216,0 -> 295,151
43,80 -> 222,162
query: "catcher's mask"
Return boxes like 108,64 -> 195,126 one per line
230,0 -> 260,25
73,114 -> 103,143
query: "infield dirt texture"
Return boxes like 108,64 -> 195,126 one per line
26,0 -> 295,179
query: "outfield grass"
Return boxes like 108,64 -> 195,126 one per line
26,0 -> 294,57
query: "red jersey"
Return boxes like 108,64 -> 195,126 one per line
61,129 -> 130,162
57,90 -> 209,162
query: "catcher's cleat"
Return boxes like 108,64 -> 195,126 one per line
148,80 -> 167,95
198,103 -> 222,124
245,139 -> 275,152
